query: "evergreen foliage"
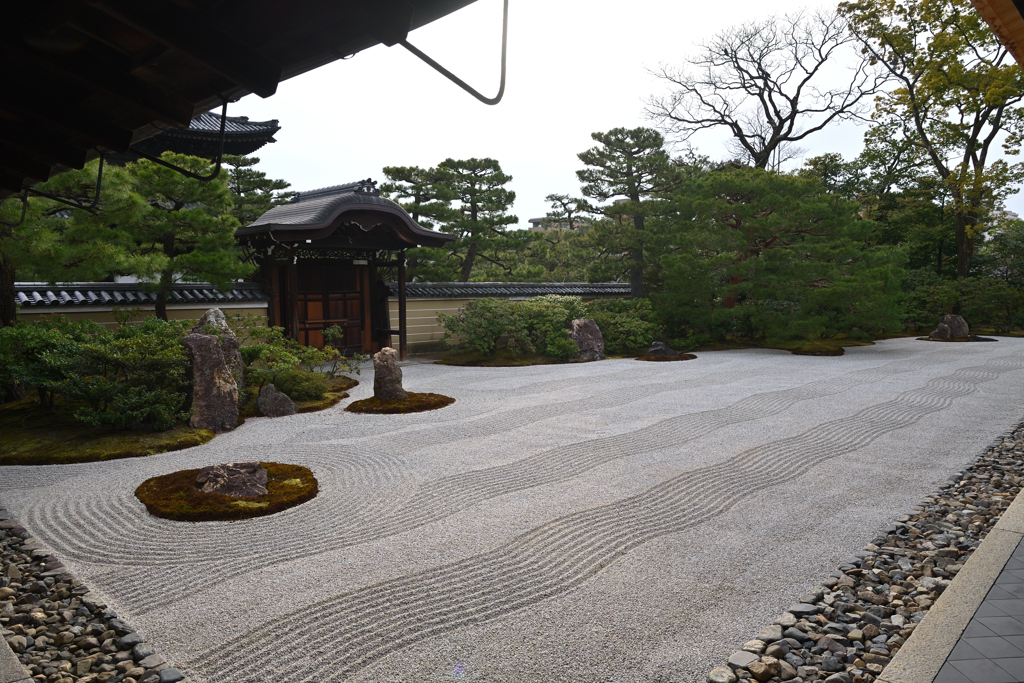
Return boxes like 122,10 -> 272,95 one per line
223,155 -> 294,226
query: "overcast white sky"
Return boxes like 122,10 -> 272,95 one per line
234,0 -> 1024,226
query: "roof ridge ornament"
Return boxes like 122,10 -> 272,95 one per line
398,0 -> 508,106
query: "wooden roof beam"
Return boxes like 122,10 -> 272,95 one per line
6,44 -> 195,128
0,143 -> 54,183
0,95 -> 133,152
0,171 -> 27,195
0,126 -> 88,170
90,0 -> 283,98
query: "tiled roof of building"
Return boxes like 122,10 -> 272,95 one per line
14,282 -> 269,308
391,282 -> 632,298
239,180 -> 454,248
131,113 -> 280,158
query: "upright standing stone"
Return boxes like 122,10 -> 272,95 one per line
191,308 -> 245,392
182,314 -> 239,432
930,314 -> 970,339
569,318 -> 605,361
373,347 -> 408,401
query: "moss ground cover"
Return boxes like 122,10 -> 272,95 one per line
346,392 -> 455,414
135,462 -> 318,522
0,398 -> 213,466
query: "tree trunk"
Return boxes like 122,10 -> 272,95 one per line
630,213 -> 645,298
954,215 -> 972,279
460,242 -> 477,282
936,243 -> 942,276
723,276 -> 743,309
155,290 -> 168,321
0,254 -> 16,328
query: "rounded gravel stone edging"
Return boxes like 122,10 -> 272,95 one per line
0,509 -> 188,683
708,418 -> 1024,683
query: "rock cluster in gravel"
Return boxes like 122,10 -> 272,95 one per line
708,419 -> 1024,683
1,508 -> 186,683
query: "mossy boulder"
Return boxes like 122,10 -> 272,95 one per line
135,462 -> 318,522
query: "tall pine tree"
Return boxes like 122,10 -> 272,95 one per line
436,158 -> 518,282
577,128 -> 675,298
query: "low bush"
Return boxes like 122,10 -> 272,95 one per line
0,316 -> 190,431
273,368 -> 329,401
584,298 -> 664,354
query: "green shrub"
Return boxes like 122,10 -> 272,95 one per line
0,316 -> 190,430
904,275 -> 1024,333
584,298 -> 664,354
439,298 -> 523,355
273,368 -> 329,401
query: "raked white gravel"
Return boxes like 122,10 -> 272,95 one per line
2,338 -> 1024,683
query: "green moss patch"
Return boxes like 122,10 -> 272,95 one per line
135,462 -> 318,522
0,398 -> 213,467
346,392 -> 455,414
636,352 -> 697,362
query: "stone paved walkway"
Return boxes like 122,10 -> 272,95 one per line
935,537 -> 1024,683
1,338 -> 1023,683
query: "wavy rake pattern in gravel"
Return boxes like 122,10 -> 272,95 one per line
14,350 -> 964,615
181,356 -> 1024,683
286,355 -> 748,446
19,446 -> 411,567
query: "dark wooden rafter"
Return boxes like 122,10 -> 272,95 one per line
89,0 -> 283,98
0,93 -> 134,153
0,127 -> 88,171
1,0 -> 479,200
0,143 -> 54,183
5,43 -> 195,127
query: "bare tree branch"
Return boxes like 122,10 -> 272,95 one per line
645,10 -> 888,169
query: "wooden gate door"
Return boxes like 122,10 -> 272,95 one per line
294,262 -> 370,352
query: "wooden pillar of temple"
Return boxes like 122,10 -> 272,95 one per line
398,251 -> 407,361
287,254 -> 299,340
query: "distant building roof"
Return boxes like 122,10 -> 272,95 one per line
390,282 -> 632,298
239,180 -> 454,249
14,282 -> 269,308
127,112 -> 280,160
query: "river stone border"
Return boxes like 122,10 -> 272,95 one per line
0,509 -> 187,683
707,418 -> 1024,683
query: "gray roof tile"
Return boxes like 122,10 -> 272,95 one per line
13,283 -> 269,308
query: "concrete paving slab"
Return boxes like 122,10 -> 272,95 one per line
0,637 -> 31,683
0,338 -> 1022,683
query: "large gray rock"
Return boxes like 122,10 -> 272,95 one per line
646,341 -> 678,356
569,318 -> 604,361
196,462 -> 268,497
182,333 -> 238,432
708,666 -> 738,683
256,384 -> 296,417
373,347 -> 408,401
191,308 -> 245,393
930,314 -> 970,339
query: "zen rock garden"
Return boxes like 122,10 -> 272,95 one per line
2,328 -> 1024,683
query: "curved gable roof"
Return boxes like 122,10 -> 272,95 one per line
237,181 -> 454,249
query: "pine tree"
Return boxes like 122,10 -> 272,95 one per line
380,165 -> 457,229
123,153 -> 252,319
576,128 -> 675,298
436,158 -> 518,282
223,155 -> 293,226
659,167 -> 905,341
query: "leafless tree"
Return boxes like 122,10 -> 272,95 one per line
646,10 -> 887,169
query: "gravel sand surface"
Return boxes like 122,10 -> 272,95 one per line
1,338 -> 1023,682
